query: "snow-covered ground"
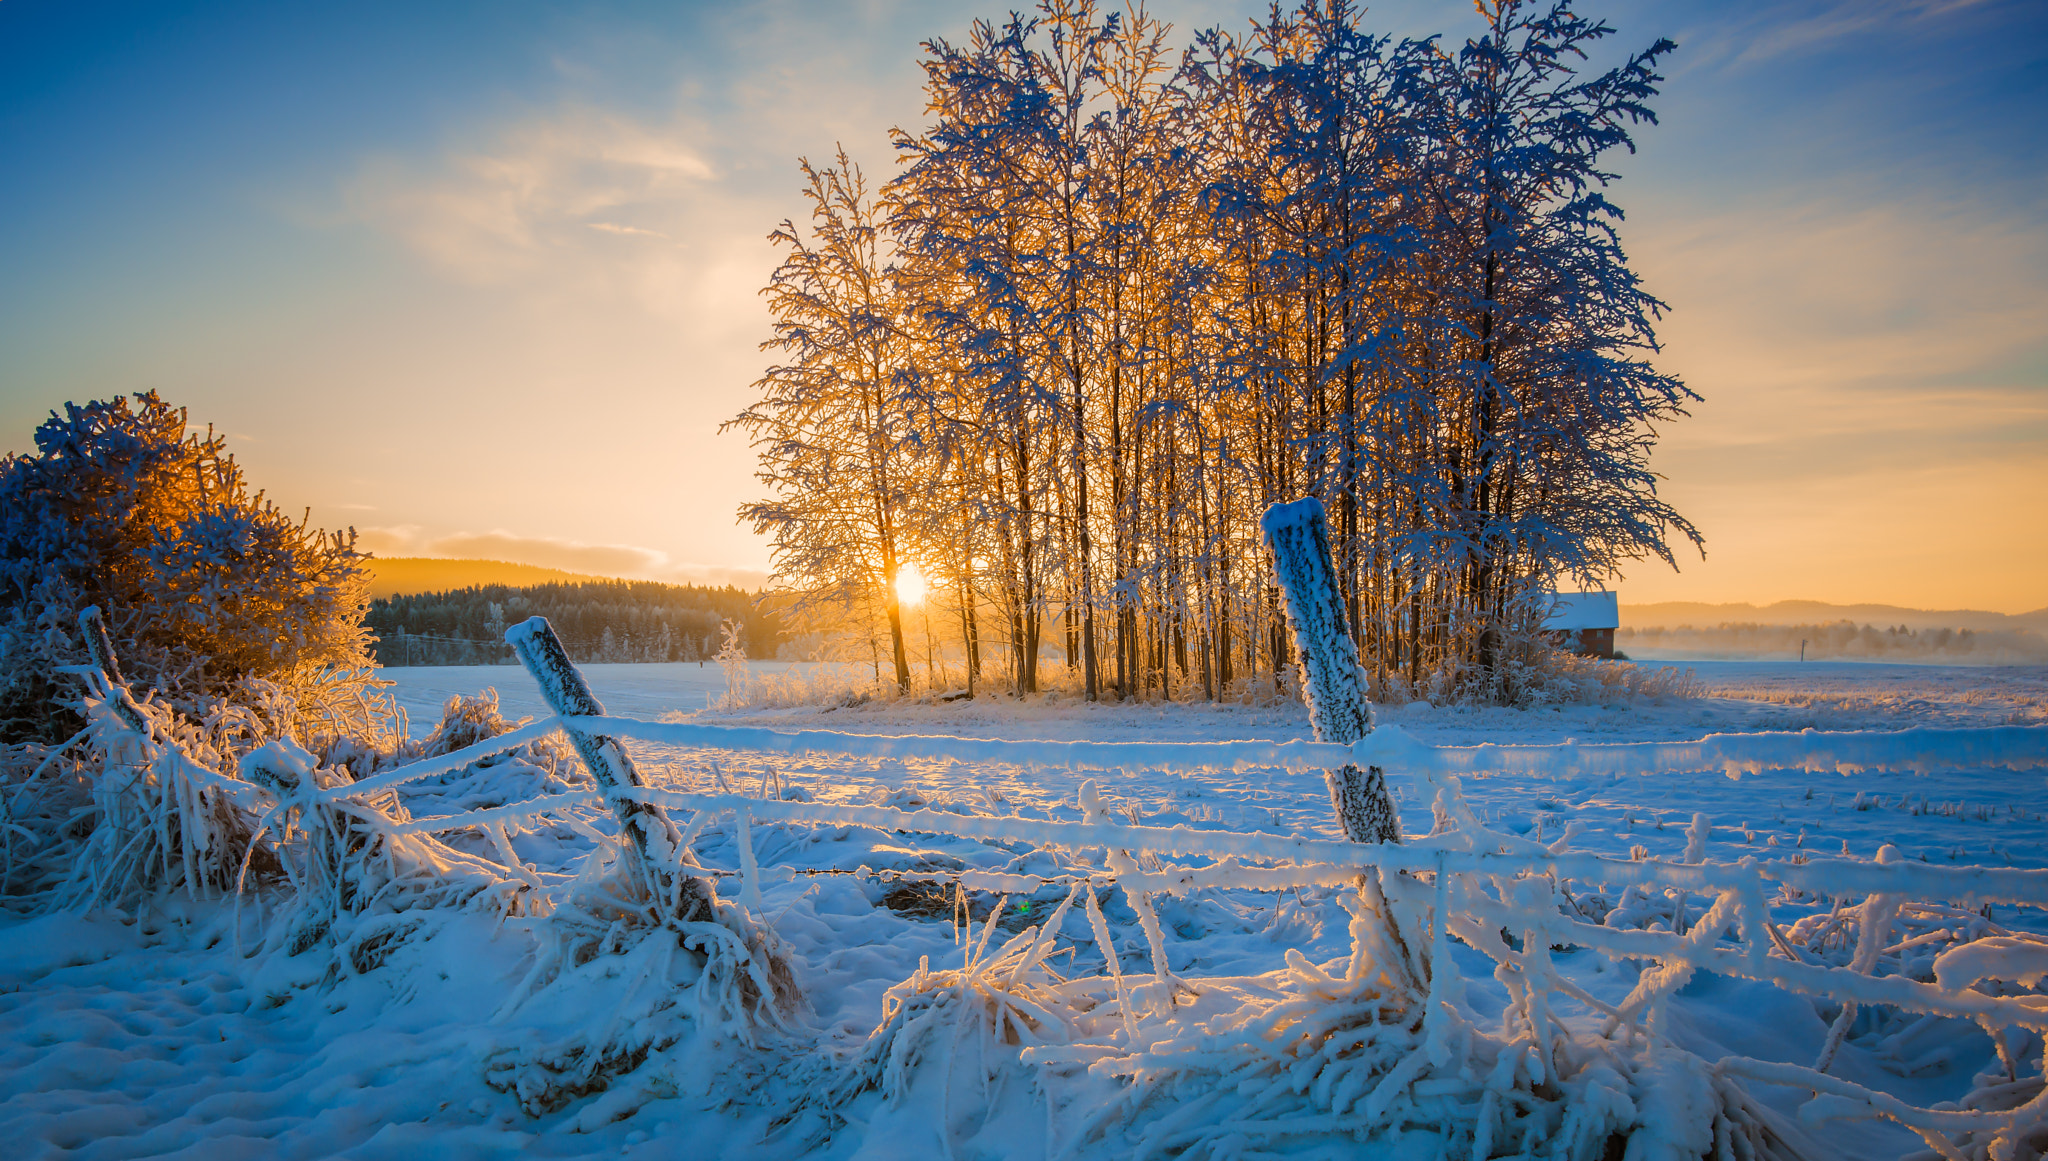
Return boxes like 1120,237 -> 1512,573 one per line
378,660 -> 833,732
4,660 -> 2044,1159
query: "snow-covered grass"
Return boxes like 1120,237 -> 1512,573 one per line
4,661 -> 2045,1159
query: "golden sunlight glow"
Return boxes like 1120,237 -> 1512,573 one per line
894,562 -> 927,608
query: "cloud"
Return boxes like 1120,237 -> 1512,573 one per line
354,525 -> 424,557
1616,184 -> 2047,610
1630,189 -> 2048,488
357,525 -> 767,590
429,530 -> 668,578
1637,193 -> 2045,392
1677,0 -> 2000,69
344,105 -> 745,311
586,222 -> 670,239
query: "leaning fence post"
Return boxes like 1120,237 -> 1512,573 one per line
1259,498 -> 1401,845
508,616 -> 714,922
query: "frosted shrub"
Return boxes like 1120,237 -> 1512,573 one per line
240,736 -> 539,967
197,669 -> 406,778
482,825 -> 806,1119
1527,650 -> 1705,706
840,887 -> 1090,1100
0,392 -> 377,746
234,690 -> 599,983
3,672 -> 268,912
716,617 -> 753,708
0,393 -> 418,920
715,661 -> 897,712
387,688 -> 578,788
1369,630 -> 1702,709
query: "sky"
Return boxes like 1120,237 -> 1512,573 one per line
1,0 -> 2043,613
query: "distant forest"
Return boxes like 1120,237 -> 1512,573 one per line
1618,621 -> 2048,665
366,581 -> 785,666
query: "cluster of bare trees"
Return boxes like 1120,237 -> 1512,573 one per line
728,0 -> 1700,702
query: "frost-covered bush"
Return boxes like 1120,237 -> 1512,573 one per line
0,656 -> 546,922
0,669 -> 269,911
0,392 -> 376,744
1368,618 -> 1700,709
715,616 -> 752,708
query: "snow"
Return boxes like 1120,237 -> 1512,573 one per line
377,661 -> 830,733
6,659 -> 2047,1159
1547,592 -> 1620,631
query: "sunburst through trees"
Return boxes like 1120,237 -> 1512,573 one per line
729,0 -> 1700,703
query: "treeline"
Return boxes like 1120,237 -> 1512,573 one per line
1618,622 -> 2048,665
731,0 -> 1696,704
366,581 -> 784,667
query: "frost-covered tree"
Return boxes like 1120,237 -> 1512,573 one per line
890,14 -> 1069,694
1408,0 -> 1699,680
0,392 -> 375,742
737,0 -> 1699,706
727,151 -> 918,693
1085,1 -> 1198,700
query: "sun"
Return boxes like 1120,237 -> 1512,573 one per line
894,562 -> 928,608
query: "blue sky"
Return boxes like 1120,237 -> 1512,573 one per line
2,0 -> 2043,610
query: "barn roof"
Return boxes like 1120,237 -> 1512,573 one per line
1543,591 -> 1619,631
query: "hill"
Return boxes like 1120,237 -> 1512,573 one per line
1614,600 -> 2048,664
364,557 -> 617,599
1620,599 -> 2047,634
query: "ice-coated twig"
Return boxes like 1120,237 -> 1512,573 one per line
1816,844 -> 1905,1073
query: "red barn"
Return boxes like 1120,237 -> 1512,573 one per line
1543,591 -> 1619,659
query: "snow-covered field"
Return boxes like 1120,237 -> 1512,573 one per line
379,660 -> 831,731
4,660 -> 2044,1159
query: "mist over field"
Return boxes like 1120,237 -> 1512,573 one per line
1619,601 -> 2048,664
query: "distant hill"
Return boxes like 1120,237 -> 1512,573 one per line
1614,600 -> 2048,664
364,557 -> 617,599
1620,600 -> 2048,634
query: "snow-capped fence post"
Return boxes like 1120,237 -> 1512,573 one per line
507,616 -> 715,924
1258,499 -> 1401,844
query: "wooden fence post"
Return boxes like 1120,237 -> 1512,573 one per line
508,616 -> 715,923
1259,499 -> 1401,844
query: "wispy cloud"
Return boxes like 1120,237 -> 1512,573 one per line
1676,0 -> 2001,70
354,525 -> 424,557
1634,188 -> 2047,435
586,222 -> 671,239
358,525 -> 766,590
344,106 -> 738,304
